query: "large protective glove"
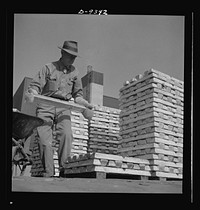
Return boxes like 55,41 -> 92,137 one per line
74,97 -> 95,120
24,89 -> 38,103
82,108 -> 94,120
74,97 -> 94,110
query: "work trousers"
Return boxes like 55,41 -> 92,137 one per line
36,103 -> 73,176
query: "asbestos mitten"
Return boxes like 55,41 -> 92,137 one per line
24,89 -> 38,103
82,108 -> 94,120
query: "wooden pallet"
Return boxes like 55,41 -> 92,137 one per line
65,167 -> 152,180
65,170 -> 182,181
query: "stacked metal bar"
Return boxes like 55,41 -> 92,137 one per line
51,110 -> 89,157
118,69 -> 183,179
64,152 -> 151,177
53,151 -> 59,176
30,127 -> 59,177
88,106 -> 121,154
71,111 -> 89,156
30,131 -> 45,176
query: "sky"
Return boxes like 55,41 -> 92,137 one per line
13,14 -> 184,98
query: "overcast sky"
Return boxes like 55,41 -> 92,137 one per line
13,14 -> 184,98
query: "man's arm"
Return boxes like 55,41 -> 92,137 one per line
25,88 -> 38,103
72,76 -> 94,109
29,65 -> 49,94
25,65 -> 48,103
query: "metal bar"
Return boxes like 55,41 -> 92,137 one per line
33,95 -> 86,113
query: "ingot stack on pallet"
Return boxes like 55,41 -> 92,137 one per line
64,152 -> 151,178
118,69 -> 183,179
87,106 -> 121,155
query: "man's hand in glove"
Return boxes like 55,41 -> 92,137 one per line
87,103 -> 95,110
24,89 -> 38,103
74,97 -> 95,109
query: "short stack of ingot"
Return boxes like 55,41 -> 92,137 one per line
30,130 -> 45,177
118,69 -> 183,179
64,152 -> 151,178
51,120 -> 60,176
71,111 -> 89,156
88,106 -> 121,155
53,151 -> 59,176
30,124 -> 60,177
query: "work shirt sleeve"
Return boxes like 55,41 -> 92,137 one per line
72,75 -> 91,108
28,65 -> 49,94
72,75 -> 83,98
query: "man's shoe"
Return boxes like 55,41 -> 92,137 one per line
59,167 -> 65,177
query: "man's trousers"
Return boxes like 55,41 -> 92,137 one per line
36,103 -> 73,176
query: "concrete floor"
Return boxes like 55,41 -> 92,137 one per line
12,175 -> 182,193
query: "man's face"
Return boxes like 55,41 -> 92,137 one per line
61,50 -> 77,66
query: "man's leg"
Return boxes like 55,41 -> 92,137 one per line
36,104 -> 55,177
56,109 -> 73,169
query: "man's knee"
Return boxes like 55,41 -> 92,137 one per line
37,125 -> 53,141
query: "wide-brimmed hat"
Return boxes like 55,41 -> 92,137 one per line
58,41 -> 80,57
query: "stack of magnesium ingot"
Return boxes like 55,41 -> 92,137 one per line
88,106 -> 121,155
118,69 -> 183,179
53,151 -> 59,176
71,111 -> 89,156
30,130 -> 45,177
51,120 -> 62,176
64,152 -> 151,177
30,128 -> 58,177
51,119 -> 60,176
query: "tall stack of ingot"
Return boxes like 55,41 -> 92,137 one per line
88,106 -> 121,155
118,69 -> 183,179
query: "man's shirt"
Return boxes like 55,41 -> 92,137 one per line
29,59 -> 84,101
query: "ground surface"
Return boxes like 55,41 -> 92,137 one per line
12,175 -> 182,193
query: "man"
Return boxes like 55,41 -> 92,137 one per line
25,41 -> 94,177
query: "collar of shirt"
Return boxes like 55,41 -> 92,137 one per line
57,59 -> 74,73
